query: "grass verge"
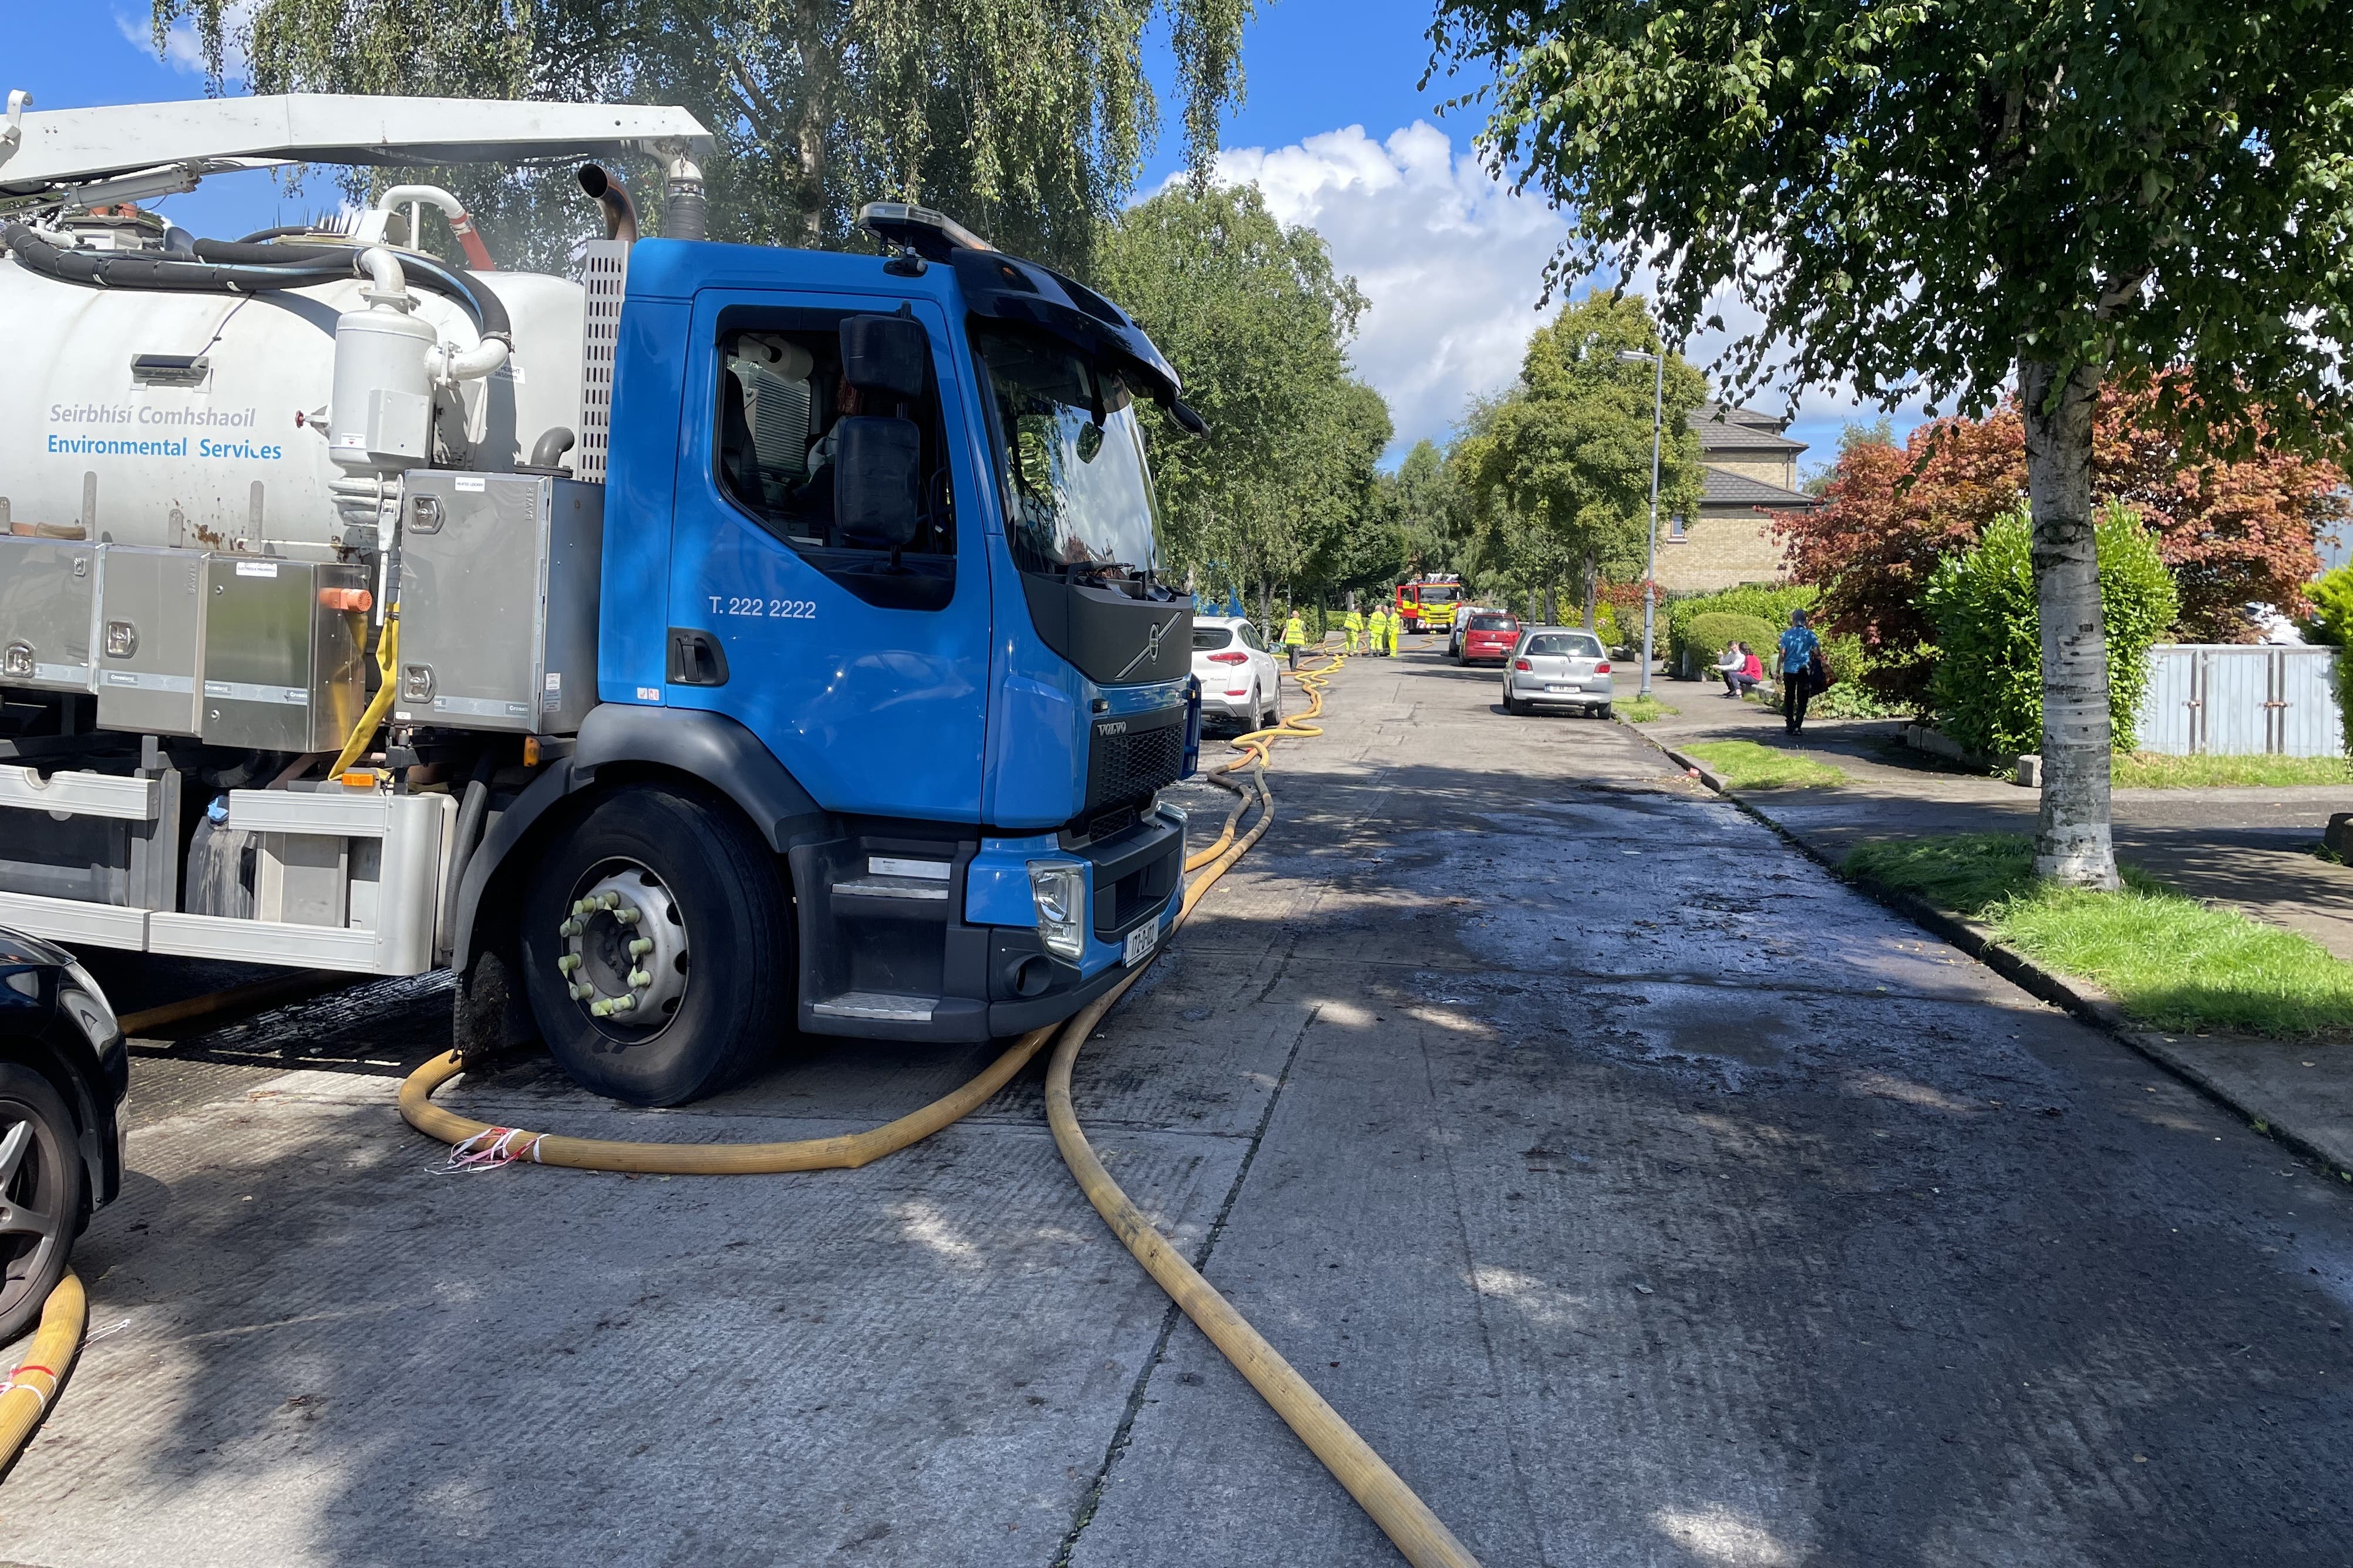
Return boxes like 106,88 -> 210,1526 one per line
2110,752 -> 2353,789
1620,694 -> 1679,723
1844,833 -> 2353,1038
1681,739 -> 1847,790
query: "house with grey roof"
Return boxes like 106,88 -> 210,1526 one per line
1656,403 -> 1819,592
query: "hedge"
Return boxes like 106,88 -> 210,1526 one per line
1665,584 -> 1819,675
1924,502 -> 2177,758
1682,612 -> 1780,675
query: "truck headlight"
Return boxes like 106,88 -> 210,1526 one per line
1028,861 -> 1086,960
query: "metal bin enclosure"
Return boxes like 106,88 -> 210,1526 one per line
0,537 -> 103,693
199,556 -> 371,753
393,471 -> 602,735
95,544 -> 207,736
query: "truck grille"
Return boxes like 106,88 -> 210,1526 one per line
1086,710 -> 1186,810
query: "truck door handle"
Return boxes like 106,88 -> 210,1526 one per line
666,628 -> 730,687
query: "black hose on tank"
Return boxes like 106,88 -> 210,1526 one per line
4,220 -> 346,293
4,223 -> 511,339
186,239 -> 513,344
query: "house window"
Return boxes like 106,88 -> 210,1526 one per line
1668,514 -> 1687,541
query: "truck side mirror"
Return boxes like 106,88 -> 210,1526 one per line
834,416 -> 923,546
840,315 -> 929,403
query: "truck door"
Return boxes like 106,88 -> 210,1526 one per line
665,292 -> 989,822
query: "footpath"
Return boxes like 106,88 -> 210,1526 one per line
1632,680 -> 2353,1180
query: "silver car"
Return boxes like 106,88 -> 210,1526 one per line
1501,626 -> 1615,717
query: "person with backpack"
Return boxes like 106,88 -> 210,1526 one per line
1778,610 -> 1825,735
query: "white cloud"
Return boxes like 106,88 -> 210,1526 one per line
116,5 -> 248,78
1209,122 -> 1567,455
1200,122 -> 1928,465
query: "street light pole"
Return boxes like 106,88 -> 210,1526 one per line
1618,348 -> 1667,698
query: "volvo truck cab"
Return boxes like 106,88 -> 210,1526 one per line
0,96 -> 1199,1104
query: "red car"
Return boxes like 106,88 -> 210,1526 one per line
1457,611 -> 1521,665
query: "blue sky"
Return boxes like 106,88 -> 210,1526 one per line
7,3 -> 1916,465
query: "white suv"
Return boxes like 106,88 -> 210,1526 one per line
1191,616 -> 1282,730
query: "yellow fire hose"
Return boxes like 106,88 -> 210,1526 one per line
5,643 -> 1483,1565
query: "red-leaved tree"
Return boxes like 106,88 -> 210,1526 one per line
1775,381 -> 2348,706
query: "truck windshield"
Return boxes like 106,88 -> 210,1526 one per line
971,322 -> 1162,584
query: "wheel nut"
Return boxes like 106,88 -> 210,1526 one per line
571,983 -> 595,1002
558,919 -> 581,939
599,891 -> 622,909
557,955 -> 581,975
573,898 -> 596,917
613,907 -> 641,926
628,969 -> 651,989
606,994 -> 635,1015
627,938 -> 652,958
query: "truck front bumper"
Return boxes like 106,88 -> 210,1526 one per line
792,805 -> 1185,1045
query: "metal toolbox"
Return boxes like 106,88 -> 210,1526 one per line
199,555 -> 371,753
393,472 -> 602,735
0,535 -> 102,693
95,545 -> 207,736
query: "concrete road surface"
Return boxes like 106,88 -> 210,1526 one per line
7,641 -> 2352,1567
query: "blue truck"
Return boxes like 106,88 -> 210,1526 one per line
0,95 -> 1200,1104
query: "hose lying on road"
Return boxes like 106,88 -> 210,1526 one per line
0,1270 -> 82,1476
398,655 -> 1338,1178
8,646 -> 1484,1566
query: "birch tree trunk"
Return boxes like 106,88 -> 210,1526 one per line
1580,549 -> 1598,630
2019,353 -> 2119,890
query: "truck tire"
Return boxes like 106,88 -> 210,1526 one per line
0,1061 -> 84,1345
520,783 -> 792,1107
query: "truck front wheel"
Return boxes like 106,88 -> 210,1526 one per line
520,783 -> 792,1106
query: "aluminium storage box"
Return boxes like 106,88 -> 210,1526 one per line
393,472 -> 601,734
95,545 -> 207,736
0,536 -> 102,693
199,555 -> 371,753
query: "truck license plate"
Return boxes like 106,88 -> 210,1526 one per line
1124,921 -> 1159,967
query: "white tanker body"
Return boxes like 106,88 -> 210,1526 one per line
0,244 -> 587,556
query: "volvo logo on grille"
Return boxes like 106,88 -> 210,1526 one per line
1115,614 -> 1177,681
1099,720 -> 1128,734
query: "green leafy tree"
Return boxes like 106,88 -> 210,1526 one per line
157,0 -> 1252,269
1926,504 -> 2178,760
1433,0 -> 2353,888
1093,183 -> 1386,621
1456,294 -> 1705,626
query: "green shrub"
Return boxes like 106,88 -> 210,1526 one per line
1923,502 -> 2177,758
1810,682 -> 1903,719
1682,612 -> 1780,675
1665,584 -> 1818,674
2300,564 -> 2353,757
